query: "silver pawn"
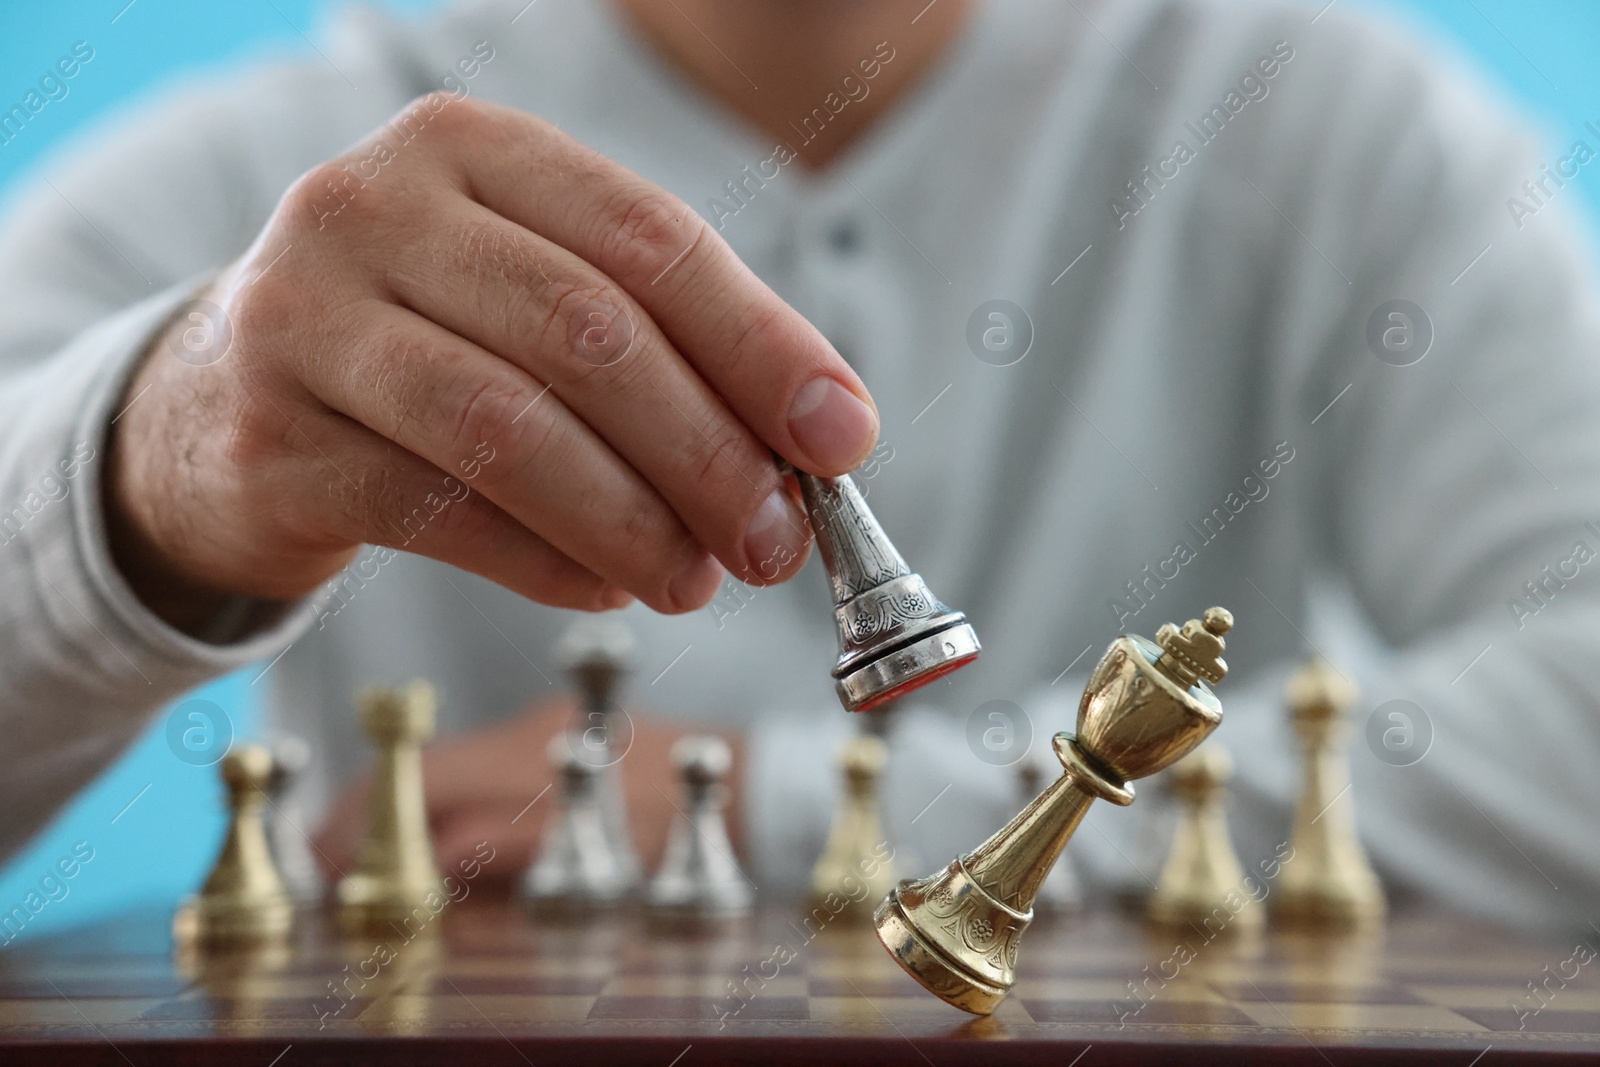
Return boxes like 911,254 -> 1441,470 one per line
264,735 -> 325,903
523,733 -> 633,908
646,737 -> 753,920
555,617 -> 642,890
1018,746 -> 1082,916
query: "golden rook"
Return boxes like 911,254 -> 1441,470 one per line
336,681 -> 444,929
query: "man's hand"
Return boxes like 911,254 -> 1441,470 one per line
313,699 -> 741,894
104,94 -> 879,632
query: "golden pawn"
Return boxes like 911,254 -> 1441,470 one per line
1273,660 -> 1385,927
174,745 -> 294,945
336,682 -> 445,929
1147,745 -> 1261,932
810,734 -> 897,921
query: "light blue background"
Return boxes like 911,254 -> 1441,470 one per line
0,0 -> 1595,943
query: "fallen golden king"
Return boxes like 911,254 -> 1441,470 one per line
873,607 -> 1235,1015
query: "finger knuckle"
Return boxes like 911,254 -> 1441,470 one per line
354,321 -> 426,413
615,505 -> 673,588
218,390 -> 294,476
501,403 -> 574,484
281,159 -> 376,234
447,377 -> 531,459
597,188 -> 702,284
450,219 -> 552,328
724,304 -> 791,377
691,421 -> 765,505
392,91 -> 476,143
538,278 -> 634,380
227,271 -> 297,347
415,89 -> 461,117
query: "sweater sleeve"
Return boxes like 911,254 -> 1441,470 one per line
0,280 -> 320,858
0,17 -> 427,858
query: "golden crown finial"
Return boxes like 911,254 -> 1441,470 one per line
1153,606 -> 1232,688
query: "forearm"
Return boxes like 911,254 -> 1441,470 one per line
0,284 -> 315,858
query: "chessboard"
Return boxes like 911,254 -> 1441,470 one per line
0,899 -> 1595,1065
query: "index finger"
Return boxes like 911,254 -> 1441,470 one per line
423,96 -> 881,477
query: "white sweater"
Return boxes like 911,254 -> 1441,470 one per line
2,0 -> 1599,930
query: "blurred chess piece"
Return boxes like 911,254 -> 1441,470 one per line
174,745 -> 294,945
810,734 -> 897,921
264,735 -> 324,903
525,733 -> 634,908
646,736 -> 753,920
795,470 -> 981,711
1018,747 -> 1082,918
1273,660 -> 1385,927
875,607 -> 1234,1015
336,682 -> 444,928
1109,764 -> 1177,915
555,616 -> 642,890
1147,745 -> 1260,932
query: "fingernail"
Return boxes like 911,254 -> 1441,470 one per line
667,547 -> 724,611
787,376 -> 878,473
743,487 -> 809,581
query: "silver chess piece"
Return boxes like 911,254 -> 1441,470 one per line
1017,746 -> 1083,917
264,735 -> 325,903
646,736 -> 753,920
524,733 -> 634,908
795,470 -> 981,712
554,616 -> 642,890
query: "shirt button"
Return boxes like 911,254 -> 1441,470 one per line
828,219 -> 862,255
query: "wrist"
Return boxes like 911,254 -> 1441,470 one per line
102,440 -> 236,636
101,327 -> 242,637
